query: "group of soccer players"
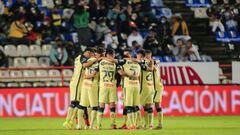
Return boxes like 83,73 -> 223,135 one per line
63,47 -> 164,130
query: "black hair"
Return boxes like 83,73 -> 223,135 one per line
105,49 -> 115,56
137,49 -> 145,56
145,49 -> 152,55
124,48 -> 132,53
84,47 -> 94,53
96,47 -> 106,54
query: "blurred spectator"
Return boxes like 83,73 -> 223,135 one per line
151,0 -> 164,7
143,29 -> 160,56
8,15 -> 29,45
39,16 -> 54,44
51,7 -> 62,35
171,39 -> 187,62
131,40 -> 142,57
25,0 -> 43,31
9,0 -> 26,20
0,49 -> 8,67
91,17 -> 109,42
50,37 -> 68,66
0,0 -> 4,15
104,28 -> 119,49
186,40 -> 201,61
127,28 -> 143,47
209,15 -> 225,32
170,15 -> 189,37
73,5 -> 92,48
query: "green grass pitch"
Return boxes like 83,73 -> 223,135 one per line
1,116 -> 240,135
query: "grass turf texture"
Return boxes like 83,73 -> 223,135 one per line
0,116 -> 240,135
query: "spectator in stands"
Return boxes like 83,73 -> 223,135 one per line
25,0 -> 42,31
186,40 -> 201,61
143,29 -> 160,56
51,7 -> 62,35
104,28 -> 119,50
0,49 -> 8,67
171,39 -> 187,62
127,27 -> 143,47
50,37 -> 68,66
9,0 -> 26,20
0,0 -> 4,15
131,40 -> 142,58
39,16 -> 54,44
171,15 -> 189,37
8,15 -> 29,45
73,4 -> 92,49
91,17 -> 109,42
234,0 -> 240,31
209,15 -> 225,32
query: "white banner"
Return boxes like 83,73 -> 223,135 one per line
159,62 -> 219,85
232,61 -> 240,84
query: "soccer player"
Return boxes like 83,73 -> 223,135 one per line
153,59 -> 164,129
96,49 -> 128,130
140,50 -> 155,129
63,48 -> 96,129
119,49 -> 141,130
77,47 -> 105,129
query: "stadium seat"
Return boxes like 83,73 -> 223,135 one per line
17,45 -> 29,57
10,70 -> 23,82
41,44 -> 52,56
23,70 -> 36,82
19,82 -> 32,87
4,45 -> 18,57
39,57 -> 50,67
201,55 -> 213,62
0,83 -> 6,88
13,58 -> 26,67
33,82 -> 46,87
0,70 -> 10,82
163,56 -> 170,62
36,70 -> 49,81
62,69 -> 73,81
171,56 -> 177,62
7,83 -> 19,87
48,69 -> 61,81
46,81 -> 59,87
26,57 -> 39,67
29,45 -> 42,56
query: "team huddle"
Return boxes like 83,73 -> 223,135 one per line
63,47 -> 164,130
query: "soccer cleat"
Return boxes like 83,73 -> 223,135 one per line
149,124 -> 154,130
85,119 -> 90,127
63,121 -> 73,129
96,125 -> 102,130
118,124 -> 128,129
111,124 -> 117,129
155,124 -> 163,130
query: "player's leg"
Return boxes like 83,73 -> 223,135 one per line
109,87 -> 117,129
96,87 -> 107,130
133,87 -> 141,128
155,102 -> 163,129
119,107 -> 128,129
63,100 -> 79,129
77,88 -> 90,129
96,103 -> 105,130
89,86 -> 99,129
125,87 -> 135,129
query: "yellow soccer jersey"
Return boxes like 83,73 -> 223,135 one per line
153,63 -> 164,91
70,55 -> 89,101
140,60 -> 154,92
99,59 -> 117,88
82,57 -> 98,89
121,59 -> 141,88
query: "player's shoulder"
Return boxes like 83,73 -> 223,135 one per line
88,57 -> 97,62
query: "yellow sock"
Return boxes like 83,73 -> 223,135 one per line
144,112 -> 149,128
88,108 -> 92,121
77,109 -> 85,129
110,112 -> 116,125
90,110 -> 97,128
127,113 -> 134,128
70,107 -> 78,122
123,115 -> 127,125
149,112 -> 154,126
135,111 -> 141,127
65,107 -> 74,122
97,112 -> 103,128
158,111 -> 163,125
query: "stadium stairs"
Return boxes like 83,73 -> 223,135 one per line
164,0 -> 238,79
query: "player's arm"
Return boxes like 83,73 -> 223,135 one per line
84,70 -> 97,79
146,59 -> 154,71
82,59 -> 97,68
101,57 -> 118,63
